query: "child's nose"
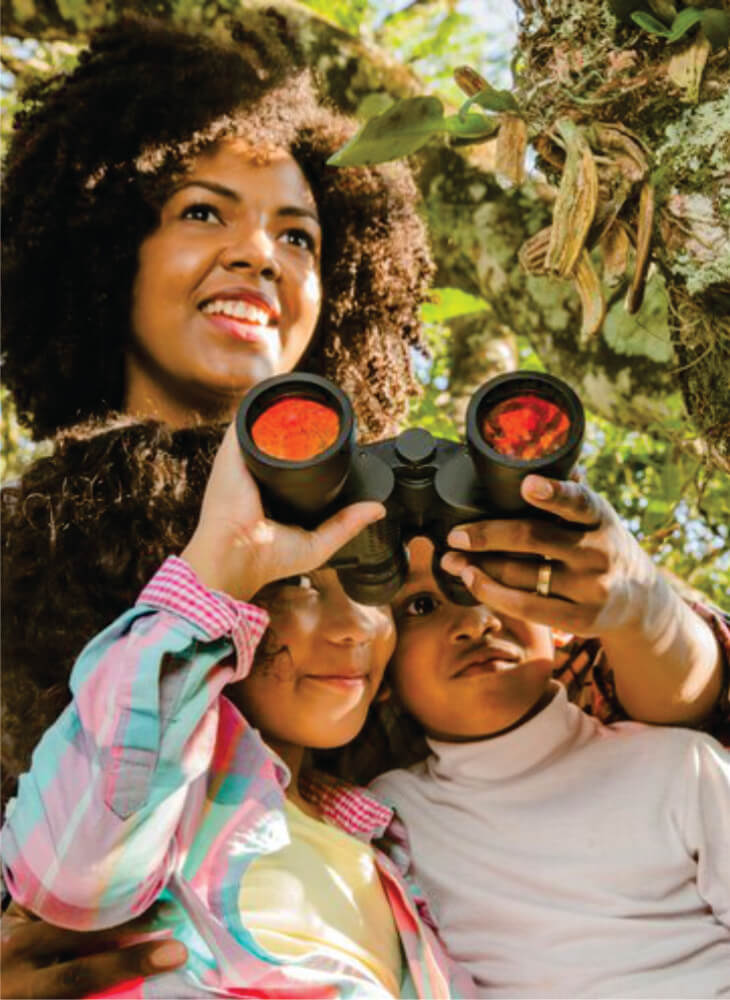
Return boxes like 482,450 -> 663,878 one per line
450,603 -> 502,642
324,595 -> 381,646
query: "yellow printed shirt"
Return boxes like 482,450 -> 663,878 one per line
240,798 -> 402,997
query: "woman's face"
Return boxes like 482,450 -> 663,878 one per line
127,139 -> 322,425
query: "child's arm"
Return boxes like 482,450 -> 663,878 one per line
1,556 -> 268,930
1,424 -> 385,931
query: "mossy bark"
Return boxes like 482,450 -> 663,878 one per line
3,0 -> 727,462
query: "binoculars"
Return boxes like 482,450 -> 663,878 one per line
236,370 -> 584,606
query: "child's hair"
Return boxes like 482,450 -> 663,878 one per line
1,418 -> 222,805
2,13 -> 433,442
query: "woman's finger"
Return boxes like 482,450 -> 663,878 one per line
14,940 -> 187,1000
446,516 -> 601,568
441,552 -> 580,603
454,561 -> 600,636
520,475 -> 605,527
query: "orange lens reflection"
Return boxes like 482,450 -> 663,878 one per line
251,397 -> 340,461
481,394 -> 570,460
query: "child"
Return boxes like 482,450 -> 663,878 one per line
1,426 -> 472,999
371,536 -> 730,998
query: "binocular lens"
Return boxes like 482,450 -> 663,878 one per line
251,396 -> 341,461
480,394 -> 571,461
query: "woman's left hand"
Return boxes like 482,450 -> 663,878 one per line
440,473 -> 663,638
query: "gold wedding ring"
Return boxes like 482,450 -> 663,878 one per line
535,559 -> 552,597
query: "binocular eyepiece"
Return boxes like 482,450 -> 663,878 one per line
236,370 -> 584,606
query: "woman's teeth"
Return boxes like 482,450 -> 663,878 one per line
201,300 -> 272,325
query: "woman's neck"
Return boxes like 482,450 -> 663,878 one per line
123,356 -> 238,427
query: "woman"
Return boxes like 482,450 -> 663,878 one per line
2,14 -> 431,442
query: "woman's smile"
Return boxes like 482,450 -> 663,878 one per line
126,141 -> 322,424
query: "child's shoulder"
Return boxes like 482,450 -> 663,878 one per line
600,715 -> 728,772
369,760 -> 431,806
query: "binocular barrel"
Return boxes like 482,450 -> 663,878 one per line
236,371 -> 584,605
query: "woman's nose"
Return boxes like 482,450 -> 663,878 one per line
219,224 -> 280,281
449,602 -> 502,642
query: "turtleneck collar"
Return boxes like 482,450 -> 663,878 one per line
425,682 -> 584,783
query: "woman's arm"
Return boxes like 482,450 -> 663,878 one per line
441,474 -> 727,726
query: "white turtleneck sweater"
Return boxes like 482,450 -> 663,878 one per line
371,683 -> 730,998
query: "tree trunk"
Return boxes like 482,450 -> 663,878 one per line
3,0 -> 727,463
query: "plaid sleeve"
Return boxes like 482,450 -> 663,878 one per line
1,558 -> 269,930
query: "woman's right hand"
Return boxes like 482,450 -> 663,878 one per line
181,423 -> 385,601
0,902 -> 187,999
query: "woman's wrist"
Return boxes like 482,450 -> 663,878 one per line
600,583 -> 723,724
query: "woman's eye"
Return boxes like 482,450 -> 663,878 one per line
403,593 -> 439,618
180,202 -> 221,223
280,228 -> 316,253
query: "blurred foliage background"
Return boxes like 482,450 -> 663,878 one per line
1,0 -> 728,604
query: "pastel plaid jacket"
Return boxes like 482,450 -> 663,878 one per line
1,557 -> 473,999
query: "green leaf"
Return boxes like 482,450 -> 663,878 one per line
602,274 -> 674,363
355,93 -> 395,121
667,7 -> 703,42
700,9 -> 730,49
421,287 -> 489,323
327,96 -> 446,166
443,112 -> 500,141
462,85 -> 519,114
631,10 -> 672,35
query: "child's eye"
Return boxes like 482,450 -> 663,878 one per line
180,202 -> 221,224
280,228 -> 316,253
402,593 -> 440,618
277,574 -> 315,591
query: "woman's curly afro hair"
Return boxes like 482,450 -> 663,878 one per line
2,12 -> 433,442
1,418 -> 222,804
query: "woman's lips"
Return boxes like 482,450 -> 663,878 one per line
202,311 -> 280,352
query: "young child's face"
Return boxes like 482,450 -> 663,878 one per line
389,538 -> 555,741
232,569 -> 395,753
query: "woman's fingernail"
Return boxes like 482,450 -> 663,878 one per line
461,567 -> 476,588
524,475 -> 553,500
148,939 -> 187,970
447,530 -> 470,549
442,552 -> 467,574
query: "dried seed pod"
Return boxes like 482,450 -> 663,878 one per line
590,123 -> 649,182
573,249 -> 605,338
546,119 -> 599,277
627,181 -> 655,313
600,222 -> 632,288
518,226 -> 553,275
495,114 -> 528,187
454,66 -> 489,98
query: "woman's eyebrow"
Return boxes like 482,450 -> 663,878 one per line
171,180 -> 320,223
